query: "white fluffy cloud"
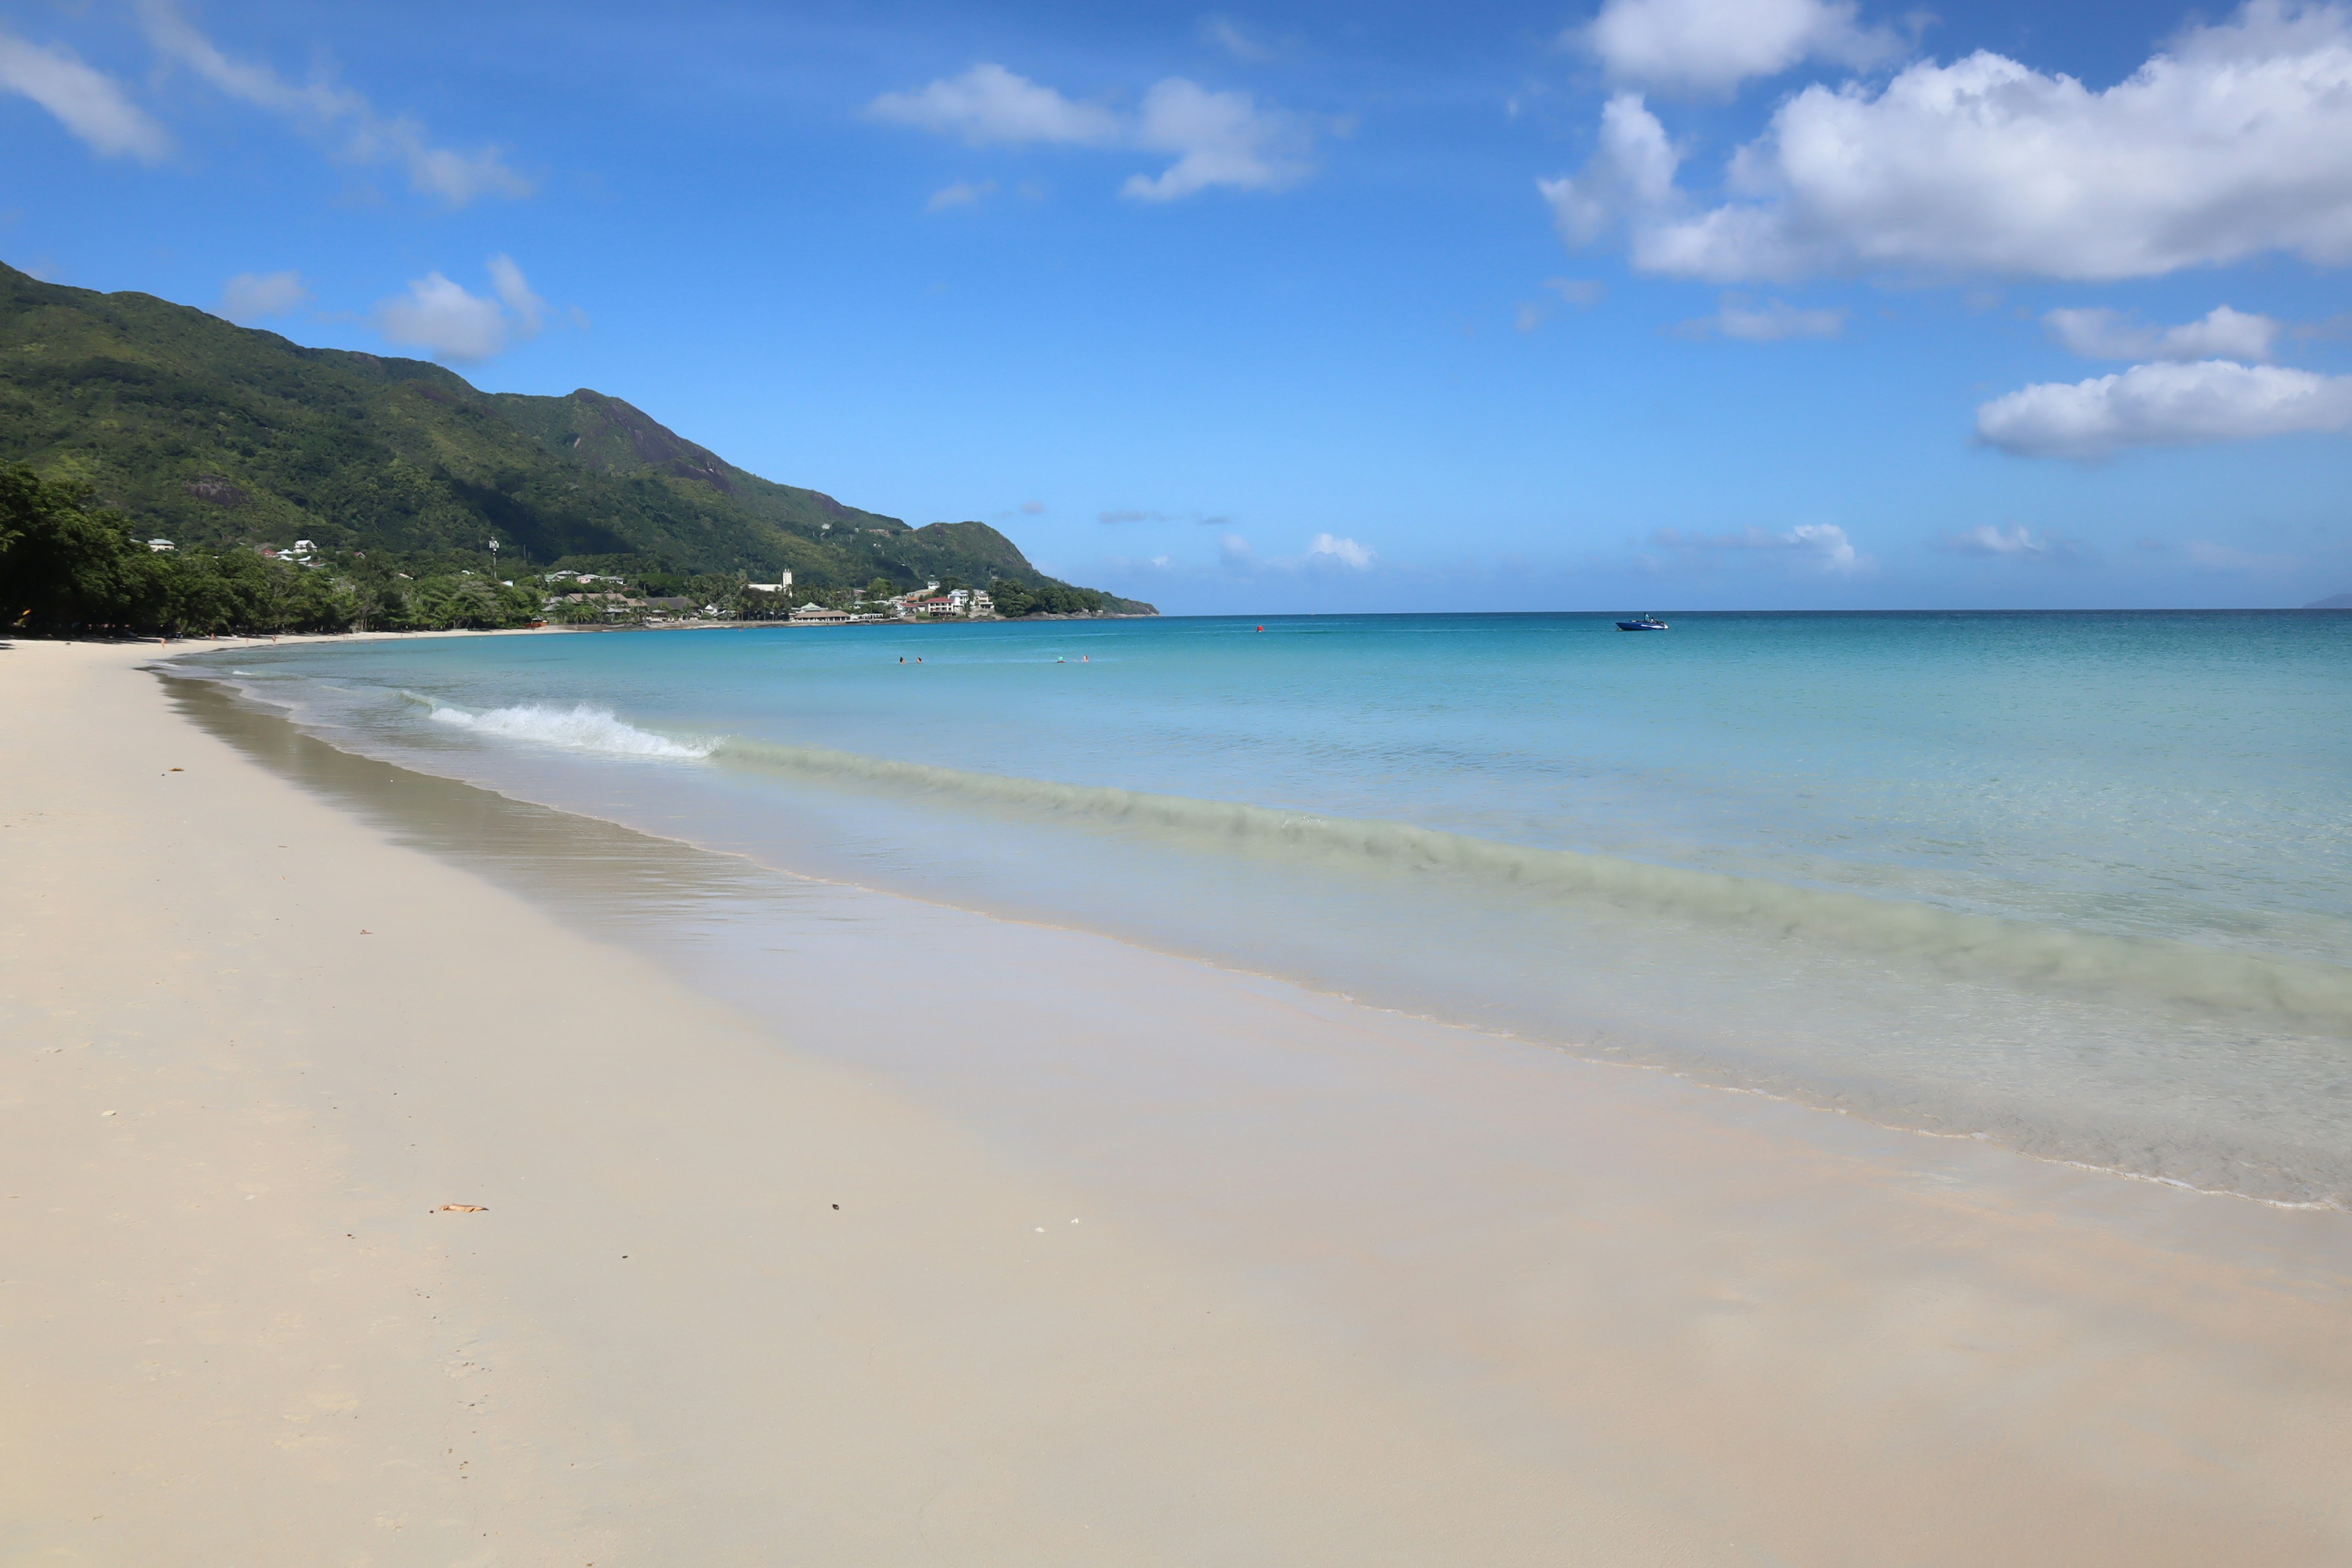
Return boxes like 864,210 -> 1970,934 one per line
1975,360 -> 2352,459
869,62 -> 1120,146
1649,521 -> 1868,573
1539,92 -> 1678,247
1550,2 -> 2352,281
219,270 -> 310,322
1942,523 -> 2090,563
1579,0 -> 1901,94
1124,78 -> 1311,200
1212,532 -> 1378,573
136,0 -> 529,205
1680,294 -> 1844,341
870,64 -> 1314,200
1308,532 -> 1375,568
374,256 -> 546,364
0,29 -> 172,160
2044,305 -> 2281,361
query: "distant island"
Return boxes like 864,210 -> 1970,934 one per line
2307,592 -> 2352,609
0,260 -> 1152,636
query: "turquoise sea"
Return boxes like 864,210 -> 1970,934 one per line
189,611 -> 2352,1205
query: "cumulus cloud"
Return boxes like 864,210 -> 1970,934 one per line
0,29 -> 172,160
1539,92 -> 1678,247
1550,1 -> 2352,281
870,64 -> 1315,200
1579,0 -> 1903,94
136,0 -> 529,205
1975,359 -> 2352,459
1650,522 -> 1869,573
1679,293 -> 1844,341
485,254 -> 545,333
1099,508 -> 1169,524
869,62 -> 1120,146
373,255 -> 546,364
1941,523 -> 2091,564
1308,532 -> 1375,568
1123,78 -> 1311,200
2045,305 -> 2281,361
219,270 -> 309,322
1212,531 -> 1377,572
1020,499 -> 1047,514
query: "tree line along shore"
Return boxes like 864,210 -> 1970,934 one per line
0,464 -> 1131,638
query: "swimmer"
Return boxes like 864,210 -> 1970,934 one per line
899,656 -> 905,663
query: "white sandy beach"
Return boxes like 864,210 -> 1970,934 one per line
6,635 -> 2351,1566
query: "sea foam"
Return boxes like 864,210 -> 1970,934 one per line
428,700 -> 714,760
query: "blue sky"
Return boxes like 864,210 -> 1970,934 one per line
2,0 -> 2348,611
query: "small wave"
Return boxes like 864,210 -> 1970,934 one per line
713,736 -> 2352,1035
424,699 -> 715,760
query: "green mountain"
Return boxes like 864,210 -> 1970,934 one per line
0,260 -> 1150,611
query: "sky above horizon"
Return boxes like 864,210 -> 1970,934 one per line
3,0 -> 2349,611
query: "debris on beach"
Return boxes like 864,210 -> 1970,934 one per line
437,1203 -> 488,1213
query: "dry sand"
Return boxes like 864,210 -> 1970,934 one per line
4,635 -> 2350,1566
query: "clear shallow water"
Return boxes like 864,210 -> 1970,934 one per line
186,612 -> 2352,1205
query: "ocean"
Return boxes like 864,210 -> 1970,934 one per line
184,611 -> 2352,1207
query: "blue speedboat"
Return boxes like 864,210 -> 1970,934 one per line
1615,614 -> 1670,631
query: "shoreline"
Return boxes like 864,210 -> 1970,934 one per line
181,630 -> 2352,1212
7,636 -> 2351,1563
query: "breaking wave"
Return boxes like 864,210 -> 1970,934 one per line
421,698 -> 715,760
713,736 -> 2352,1036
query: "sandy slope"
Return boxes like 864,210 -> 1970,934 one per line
4,636 -> 2349,1567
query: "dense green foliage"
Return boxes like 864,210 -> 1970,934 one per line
986,577 -> 1131,617
0,260 -> 1153,617
1,464 -> 541,635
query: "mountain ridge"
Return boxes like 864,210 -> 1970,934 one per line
0,260 -> 1150,611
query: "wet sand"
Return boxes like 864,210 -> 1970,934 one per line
5,635 -> 2349,1565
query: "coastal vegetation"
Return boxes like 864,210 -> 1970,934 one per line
0,260 -> 1153,631
0,463 -> 548,635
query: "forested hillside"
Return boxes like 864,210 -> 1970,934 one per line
0,261 -> 1150,612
